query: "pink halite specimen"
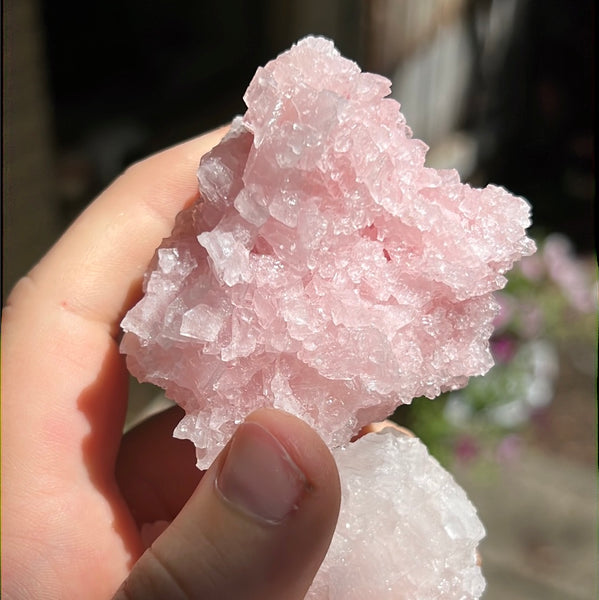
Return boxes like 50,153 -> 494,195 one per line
121,36 -> 535,468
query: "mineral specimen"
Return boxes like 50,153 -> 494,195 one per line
307,428 -> 486,599
121,36 -> 534,468
119,35 -> 539,600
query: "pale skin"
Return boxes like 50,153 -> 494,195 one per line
1,127 -> 355,599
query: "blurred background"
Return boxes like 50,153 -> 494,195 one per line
3,0 -> 596,598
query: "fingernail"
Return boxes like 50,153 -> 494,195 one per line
216,421 -> 308,523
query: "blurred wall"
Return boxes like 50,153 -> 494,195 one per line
2,0 -> 59,300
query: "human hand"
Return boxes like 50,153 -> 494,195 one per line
1,128 -> 341,600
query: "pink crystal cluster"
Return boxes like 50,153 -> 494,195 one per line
121,36 -> 535,468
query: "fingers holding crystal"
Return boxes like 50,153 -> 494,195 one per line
23,127 -> 229,335
114,409 -> 341,600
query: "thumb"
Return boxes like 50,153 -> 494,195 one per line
114,409 -> 341,600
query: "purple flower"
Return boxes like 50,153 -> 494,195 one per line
454,436 -> 480,464
490,336 -> 517,363
495,434 -> 523,464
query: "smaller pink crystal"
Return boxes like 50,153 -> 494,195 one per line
121,37 -> 535,468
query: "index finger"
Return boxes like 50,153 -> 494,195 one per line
7,126 -> 228,337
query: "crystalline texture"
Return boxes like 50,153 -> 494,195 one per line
121,36 -> 535,469
307,429 -> 486,599
119,36 -> 535,599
